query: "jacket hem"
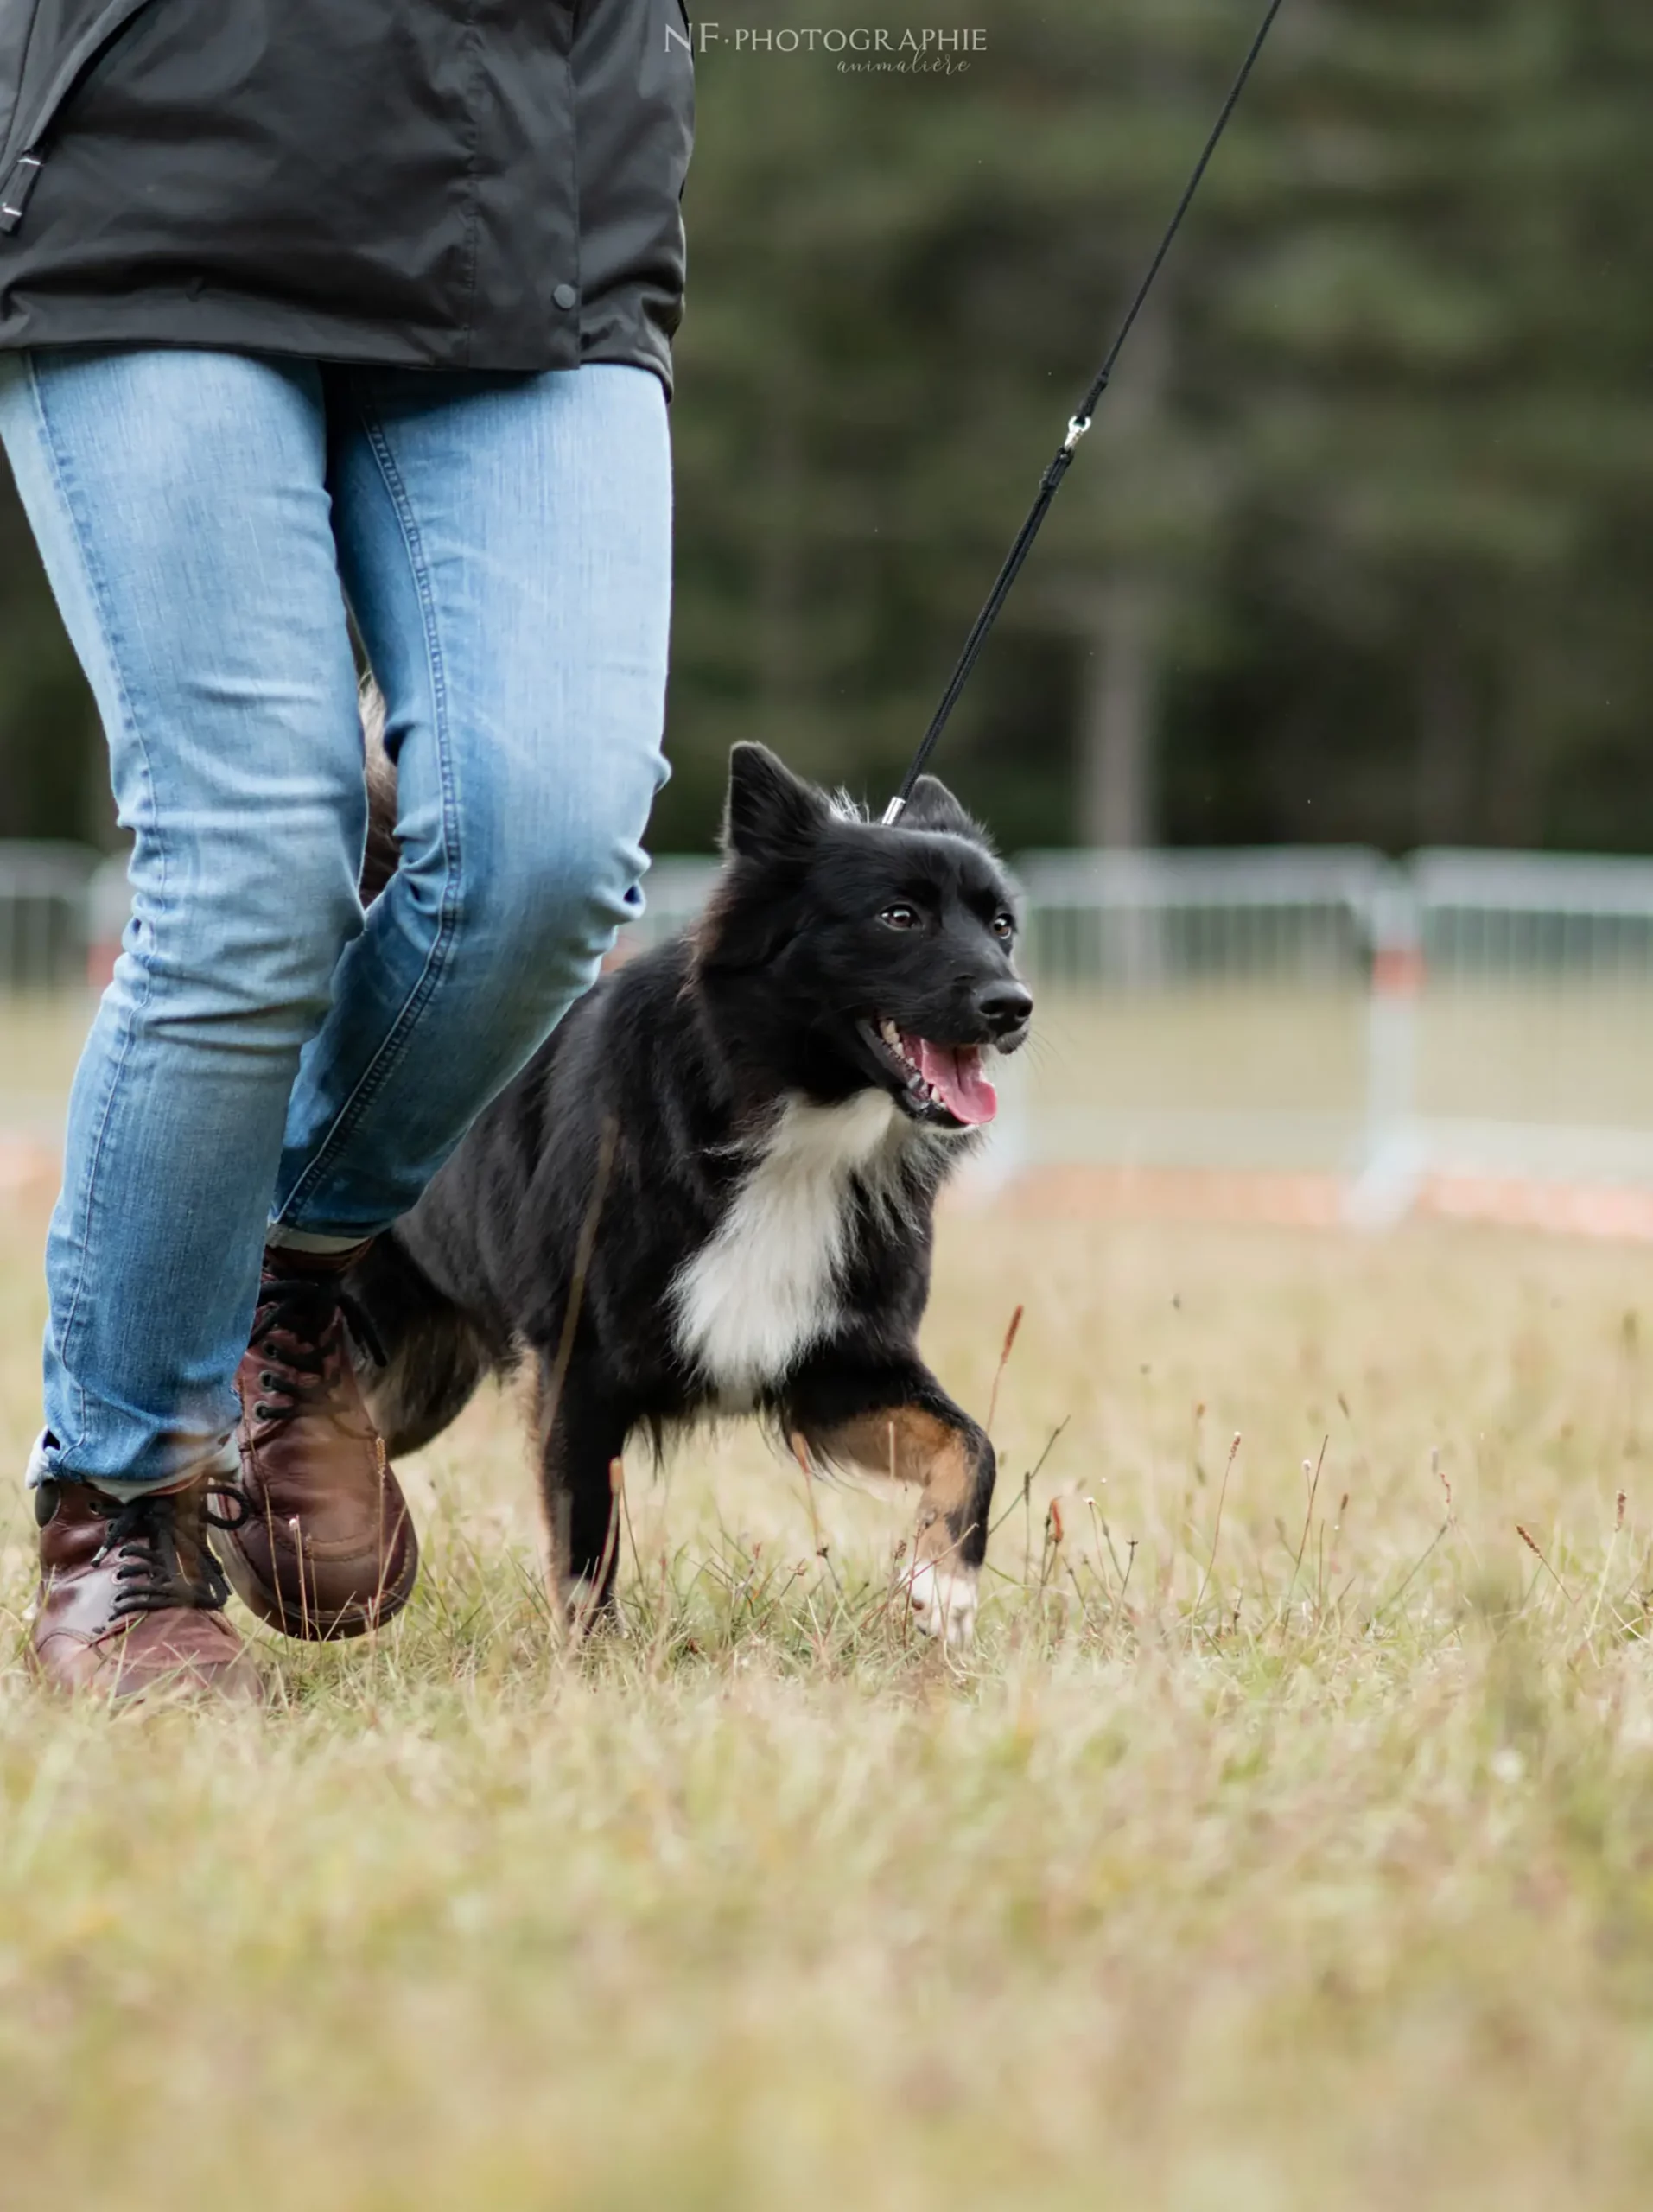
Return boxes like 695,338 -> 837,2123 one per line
0,296 -> 676,394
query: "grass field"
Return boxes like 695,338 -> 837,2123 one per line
3,1189 -> 1653,2209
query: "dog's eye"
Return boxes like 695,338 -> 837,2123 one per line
991,912 -> 1015,942
881,904 -> 921,931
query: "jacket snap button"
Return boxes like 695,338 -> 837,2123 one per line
553,282 -> 578,311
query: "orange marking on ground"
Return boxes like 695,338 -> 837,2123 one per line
991,1166 -> 1653,1243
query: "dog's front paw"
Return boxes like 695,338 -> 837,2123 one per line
906,1560 -> 978,1649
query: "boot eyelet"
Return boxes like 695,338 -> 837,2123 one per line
259,1370 -> 275,1389
253,1403 -> 269,1421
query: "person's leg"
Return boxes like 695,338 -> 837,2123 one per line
0,348 -> 367,1496
219,361 -> 669,1647
269,361 -> 672,1238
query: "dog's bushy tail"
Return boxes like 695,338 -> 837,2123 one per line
359,677 -> 400,906
346,1230 -> 494,1457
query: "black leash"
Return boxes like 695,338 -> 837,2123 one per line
882,0 -> 1287,825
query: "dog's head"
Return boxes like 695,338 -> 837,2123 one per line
696,744 -> 1033,1133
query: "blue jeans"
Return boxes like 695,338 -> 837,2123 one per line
0,349 -> 671,1491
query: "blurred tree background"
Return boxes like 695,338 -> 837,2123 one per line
1,0 -> 1648,855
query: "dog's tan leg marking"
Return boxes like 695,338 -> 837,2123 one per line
803,1407 -> 987,1648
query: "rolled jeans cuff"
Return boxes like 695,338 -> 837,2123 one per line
25,1426 -> 241,1503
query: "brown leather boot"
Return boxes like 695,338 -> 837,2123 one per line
219,1243 -> 418,1639
30,1473 -> 262,1700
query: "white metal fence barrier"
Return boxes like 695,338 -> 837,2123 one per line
0,844 -> 99,990
1012,848 -> 1394,1201
29,841 -> 1653,1212
1014,846 -> 1653,1215
1408,850 -> 1653,1196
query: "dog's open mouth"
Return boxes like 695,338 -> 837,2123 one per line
864,1018 -> 998,1128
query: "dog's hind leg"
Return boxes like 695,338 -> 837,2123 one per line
784,1355 -> 996,1649
530,1347 -> 632,1626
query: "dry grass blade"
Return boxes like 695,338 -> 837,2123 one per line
1191,1429 -> 1242,1623
985,1301 -> 1023,1435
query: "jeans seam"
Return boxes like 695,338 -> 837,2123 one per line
275,384 -> 464,1226
26,356 -> 163,1453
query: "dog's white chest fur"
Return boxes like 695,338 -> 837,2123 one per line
671,1091 -> 905,1404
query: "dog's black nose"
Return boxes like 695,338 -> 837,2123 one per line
976,982 -> 1033,1039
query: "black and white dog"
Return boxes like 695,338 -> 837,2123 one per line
346,739 -> 1033,1646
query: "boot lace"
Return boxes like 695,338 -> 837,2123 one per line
89,1484 -> 247,1618
248,1274 -> 385,1427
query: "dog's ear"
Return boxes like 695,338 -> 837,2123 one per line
899,774 -> 984,842
724,743 -> 829,861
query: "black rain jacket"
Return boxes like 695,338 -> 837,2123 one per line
0,0 -> 695,385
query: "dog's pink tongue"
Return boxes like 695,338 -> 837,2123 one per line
916,1039 -> 998,1125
